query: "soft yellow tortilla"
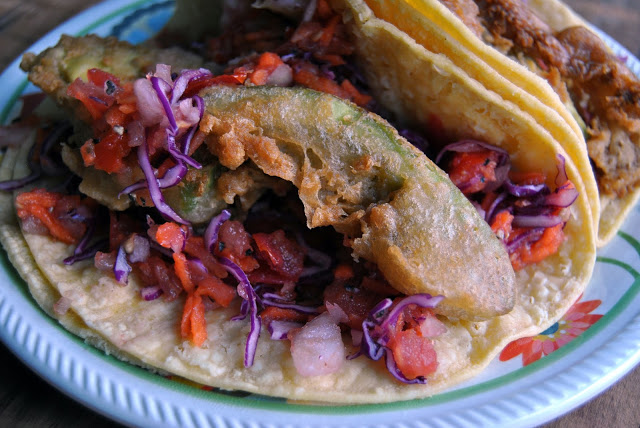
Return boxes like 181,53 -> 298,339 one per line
350,0 -> 600,240
377,0 -> 638,246
0,2 -> 595,402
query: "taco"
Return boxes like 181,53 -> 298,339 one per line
0,0 -> 594,403
368,0 -> 640,245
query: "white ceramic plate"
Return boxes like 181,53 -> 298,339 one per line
1,1 -> 639,427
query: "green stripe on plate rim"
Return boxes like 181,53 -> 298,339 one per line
2,0 -> 639,416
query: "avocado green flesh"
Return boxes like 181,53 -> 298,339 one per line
163,164 -> 228,224
200,86 -> 516,320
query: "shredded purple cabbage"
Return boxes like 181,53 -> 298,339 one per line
204,209 -> 231,252
140,285 -> 163,301
260,292 -> 320,315
62,238 -> 108,265
121,67 -> 212,223
268,320 -> 303,340
136,140 -> 188,224
220,256 -> 261,367
114,245 -> 132,285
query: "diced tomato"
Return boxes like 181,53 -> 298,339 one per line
67,77 -> 114,120
85,130 -> 131,173
323,281 -> 383,329
184,236 -> 228,279
108,211 -> 138,251
182,72 -> 247,99
253,230 -> 304,280
247,266 -> 291,285
197,277 -> 236,307
104,105 -> 127,127
80,139 -> 97,167
448,150 -> 500,195
387,328 -> 438,380
395,304 -> 446,337
215,220 -> 259,272
333,264 -> 354,281
360,276 -> 399,296
87,68 -> 120,88
149,255 -> 183,301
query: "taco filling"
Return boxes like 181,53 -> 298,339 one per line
437,0 -> 640,204
1,0 -> 590,398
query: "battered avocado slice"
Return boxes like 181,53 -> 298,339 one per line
201,85 -> 515,321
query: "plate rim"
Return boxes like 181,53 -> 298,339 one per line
1,1 -> 640,426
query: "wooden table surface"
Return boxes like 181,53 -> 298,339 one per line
0,0 -> 639,427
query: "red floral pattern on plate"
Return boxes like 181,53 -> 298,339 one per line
500,295 -> 603,366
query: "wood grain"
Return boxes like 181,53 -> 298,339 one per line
0,0 -> 638,427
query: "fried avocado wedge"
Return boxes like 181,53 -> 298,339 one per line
199,85 -> 515,320
330,0 -> 595,324
20,34 -> 515,321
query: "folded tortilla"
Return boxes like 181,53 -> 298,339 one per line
0,0 -> 596,403
372,0 -> 639,246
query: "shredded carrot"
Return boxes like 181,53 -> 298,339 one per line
511,224 -> 565,271
197,277 -> 236,307
189,293 -> 207,346
181,292 -> 196,337
490,210 -> 514,238
249,52 -> 286,85
16,188 -> 60,208
293,68 -> 346,99
318,15 -> 340,47
340,79 -> 373,107
173,252 -> 195,293
15,190 -> 81,244
26,204 -> 77,244
181,293 -> 207,346
313,54 -> 345,66
509,171 -> 546,185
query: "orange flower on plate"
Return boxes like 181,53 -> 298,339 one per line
500,295 -> 603,366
